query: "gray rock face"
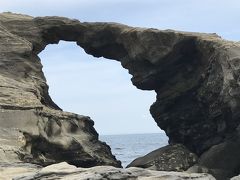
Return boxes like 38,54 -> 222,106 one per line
232,175 -> 240,180
1,12 -> 240,179
0,106 -> 121,168
195,135 -> 240,180
33,15 -> 240,155
0,162 -> 41,180
0,12 -> 121,167
127,144 -> 198,171
2,162 -> 215,180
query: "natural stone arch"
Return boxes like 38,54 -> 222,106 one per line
39,40 -> 158,135
1,13 -> 240,178
32,16 -> 231,155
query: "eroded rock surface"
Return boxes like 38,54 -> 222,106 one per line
0,12 -> 121,168
3,162 -> 215,180
127,144 -> 198,171
193,134 -> 240,180
0,162 -> 41,180
0,105 -> 121,168
232,175 -> 240,180
1,12 -> 240,179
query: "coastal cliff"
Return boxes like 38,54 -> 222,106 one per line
1,12 -> 240,179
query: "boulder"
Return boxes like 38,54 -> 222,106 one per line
127,144 -> 198,171
0,162 -> 40,180
196,135 -> 240,179
187,165 -> 233,180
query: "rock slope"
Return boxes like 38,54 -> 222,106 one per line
1,12 -> 240,179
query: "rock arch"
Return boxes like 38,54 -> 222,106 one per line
1,12 -> 240,177
39,40 -> 158,135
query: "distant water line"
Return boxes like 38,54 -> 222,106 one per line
100,133 -> 168,167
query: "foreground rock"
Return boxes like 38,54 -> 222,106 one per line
127,144 -> 198,171
1,162 -> 215,180
0,162 -> 41,180
0,109 -> 120,167
232,175 -> 240,180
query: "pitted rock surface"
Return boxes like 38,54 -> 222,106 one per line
4,162 -> 215,180
127,144 -> 198,171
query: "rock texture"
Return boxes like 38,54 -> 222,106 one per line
1,162 -> 215,180
1,12 -> 240,179
127,144 -> 198,171
0,109 -> 121,167
192,134 -> 240,180
0,12 -> 120,167
232,175 -> 240,180
0,162 -> 41,180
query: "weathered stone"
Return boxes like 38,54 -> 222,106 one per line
0,162 -> 40,180
0,108 -> 121,167
1,11 -> 240,179
232,175 -> 240,180
187,165 -> 233,180
196,135 -> 240,180
3,162 -> 214,180
1,11 -> 240,153
127,144 -> 198,171
0,12 -> 122,168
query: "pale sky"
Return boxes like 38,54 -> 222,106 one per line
1,1 -> 240,135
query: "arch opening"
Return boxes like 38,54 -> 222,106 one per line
39,40 -> 168,166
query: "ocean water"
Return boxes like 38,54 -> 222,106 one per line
100,133 -> 168,167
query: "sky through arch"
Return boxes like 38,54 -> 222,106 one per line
39,41 -> 161,135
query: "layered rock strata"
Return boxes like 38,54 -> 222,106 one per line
1,162 -> 216,180
1,12 -> 240,179
0,12 -> 120,167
